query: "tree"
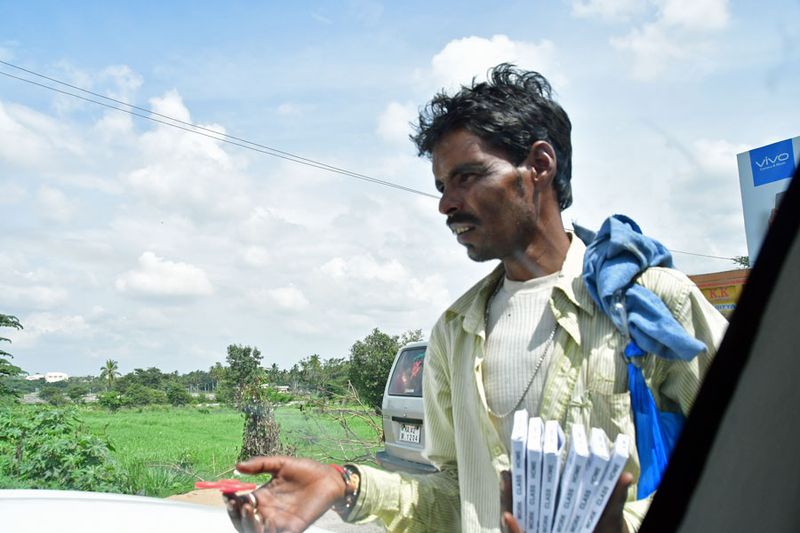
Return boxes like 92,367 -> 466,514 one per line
98,391 -> 126,411
299,354 -> 323,393
99,359 -> 121,391
39,385 -> 68,406
348,328 -> 423,412
222,344 -> 285,460
166,382 -> 193,406
66,383 -> 90,404
0,314 -> 23,401
732,255 -> 750,269
223,344 -> 264,409
320,357 -> 351,398
123,383 -> 166,406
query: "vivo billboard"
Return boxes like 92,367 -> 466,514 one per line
737,136 -> 798,263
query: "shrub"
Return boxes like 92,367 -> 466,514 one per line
265,388 -> 294,404
0,407 -> 123,492
124,384 -> 166,406
98,391 -> 127,411
166,383 -> 192,406
39,386 -> 68,406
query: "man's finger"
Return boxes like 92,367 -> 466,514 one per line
503,511 -> 524,533
593,472 -> 633,533
499,470 -> 513,515
240,501 -> 263,533
224,494 -> 244,533
236,456 -> 289,475
607,472 -> 633,514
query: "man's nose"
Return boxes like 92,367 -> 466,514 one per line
438,188 -> 460,216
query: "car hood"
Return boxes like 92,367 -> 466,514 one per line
0,489 -> 332,533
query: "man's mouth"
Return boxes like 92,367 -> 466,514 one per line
449,224 -> 475,238
449,224 -> 472,234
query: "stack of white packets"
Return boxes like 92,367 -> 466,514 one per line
510,410 -> 630,533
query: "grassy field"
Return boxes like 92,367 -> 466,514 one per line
74,404 -> 383,497
0,403 -> 382,497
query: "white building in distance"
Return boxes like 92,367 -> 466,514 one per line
25,372 -> 69,383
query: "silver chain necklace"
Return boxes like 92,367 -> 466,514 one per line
484,275 -> 559,419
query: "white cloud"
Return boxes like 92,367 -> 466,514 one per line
148,89 -> 192,123
267,286 -> 310,311
0,101 -> 84,168
98,64 -> 143,102
571,0 -> 644,21
276,102 -> 311,116
0,44 -> 15,61
660,0 -> 730,31
421,35 -> 565,91
317,253 -> 452,315
241,245 -> 271,267
0,181 -> 26,204
36,185 -> 77,223
376,101 -> 417,146
115,251 -> 213,298
610,23 -> 693,80
691,138 -> 749,176
321,254 -> 408,283
605,0 -> 731,80
12,312 -> 92,347
0,284 -> 68,310
126,90 -> 251,219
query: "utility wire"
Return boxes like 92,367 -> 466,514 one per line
669,249 -> 738,261
0,60 -> 742,262
0,60 -> 437,199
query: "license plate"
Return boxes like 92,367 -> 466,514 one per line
399,423 -> 421,444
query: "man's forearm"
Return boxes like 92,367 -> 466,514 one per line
347,464 -> 461,532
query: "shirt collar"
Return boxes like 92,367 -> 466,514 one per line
445,232 -> 595,336
553,233 -> 595,316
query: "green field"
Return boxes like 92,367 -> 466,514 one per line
2,404 -> 382,498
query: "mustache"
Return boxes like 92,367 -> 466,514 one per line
446,213 -> 480,227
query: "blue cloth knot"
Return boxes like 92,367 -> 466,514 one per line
580,214 -> 706,362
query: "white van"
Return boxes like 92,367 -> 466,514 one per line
375,341 -> 437,473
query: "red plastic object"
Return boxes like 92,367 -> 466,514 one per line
195,479 -> 257,494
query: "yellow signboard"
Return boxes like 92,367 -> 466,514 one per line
689,269 -> 750,319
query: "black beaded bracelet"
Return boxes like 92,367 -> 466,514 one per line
331,464 -> 361,518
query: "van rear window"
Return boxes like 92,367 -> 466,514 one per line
388,347 -> 426,397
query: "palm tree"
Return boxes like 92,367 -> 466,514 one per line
99,359 -> 121,391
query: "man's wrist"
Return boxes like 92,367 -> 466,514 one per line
330,464 -> 361,519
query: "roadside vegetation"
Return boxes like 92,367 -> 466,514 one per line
0,315 -> 418,497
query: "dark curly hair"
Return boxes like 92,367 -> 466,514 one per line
411,63 -> 573,210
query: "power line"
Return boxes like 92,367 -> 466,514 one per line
669,249 -> 737,261
0,60 -> 437,199
0,60 -> 742,263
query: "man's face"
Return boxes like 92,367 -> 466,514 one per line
432,129 -> 538,263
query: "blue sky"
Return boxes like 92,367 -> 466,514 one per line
2,0 -> 798,377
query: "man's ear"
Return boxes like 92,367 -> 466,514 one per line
526,140 -> 558,184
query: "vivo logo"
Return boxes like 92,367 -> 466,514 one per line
750,139 -> 795,187
755,152 -> 791,170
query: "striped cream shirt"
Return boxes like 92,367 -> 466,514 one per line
349,236 -> 727,532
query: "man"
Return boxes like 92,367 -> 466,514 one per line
227,64 -> 726,532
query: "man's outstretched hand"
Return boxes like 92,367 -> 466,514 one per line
500,470 -> 633,533
225,456 -> 346,533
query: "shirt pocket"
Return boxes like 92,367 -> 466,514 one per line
585,390 -> 635,440
584,330 -> 629,396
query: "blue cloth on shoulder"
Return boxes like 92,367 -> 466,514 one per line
576,214 -> 706,498
579,214 -> 706,362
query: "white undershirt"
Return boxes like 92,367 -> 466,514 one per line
483,271 -> 559,445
